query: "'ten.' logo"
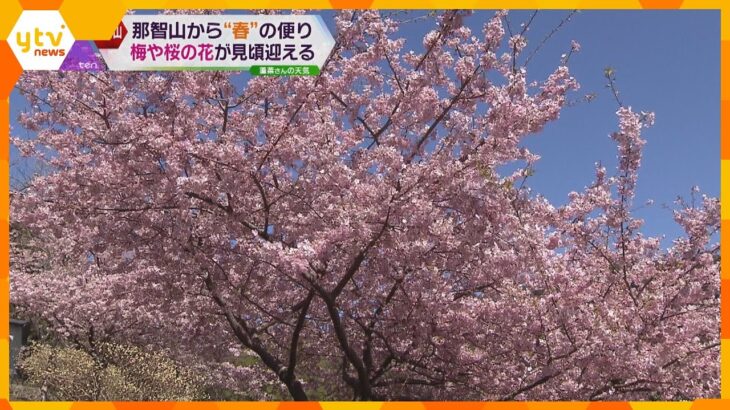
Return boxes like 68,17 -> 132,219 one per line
8,11 -> 75,70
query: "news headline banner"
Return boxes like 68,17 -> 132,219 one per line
98,14 -> 334,73
9,11 -> 335,75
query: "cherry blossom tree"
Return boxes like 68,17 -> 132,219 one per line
10,10 -> 720,401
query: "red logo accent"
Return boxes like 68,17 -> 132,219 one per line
95,22 -> 127,49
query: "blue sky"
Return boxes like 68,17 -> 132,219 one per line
497,10 -> 720,244
380,9 -> 720,245
10,10 -> 720,246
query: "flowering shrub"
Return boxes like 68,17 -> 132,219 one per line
18,342 -> 206,400
10,10 -> 719,400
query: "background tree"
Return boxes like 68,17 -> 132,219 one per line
10,10 -> 720,400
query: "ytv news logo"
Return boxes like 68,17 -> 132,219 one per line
8,11 -> 75,70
